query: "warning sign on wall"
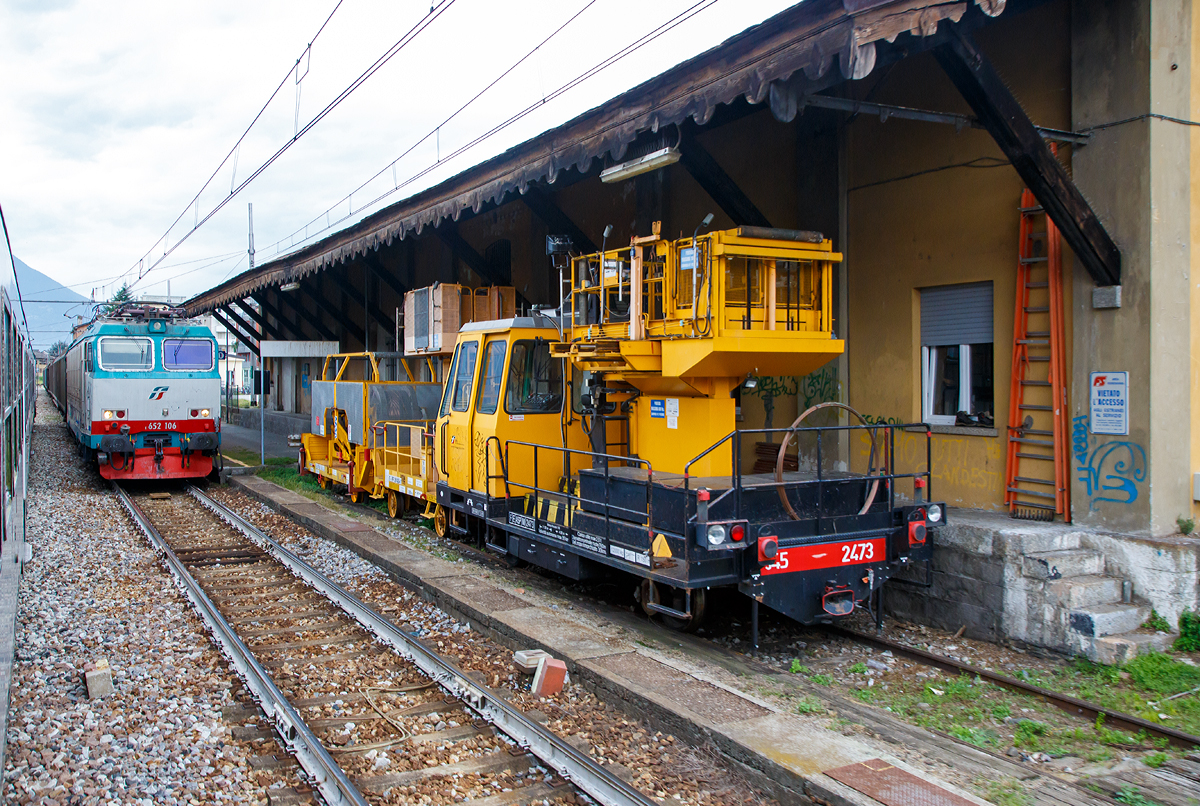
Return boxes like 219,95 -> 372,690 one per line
1089,371 -> 1128,436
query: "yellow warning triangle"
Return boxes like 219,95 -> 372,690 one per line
652,533 -> 673,558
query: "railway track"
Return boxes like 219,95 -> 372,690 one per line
114,482 -> 658,806
343,491 -> 1200,753
824,625 -> 1200,750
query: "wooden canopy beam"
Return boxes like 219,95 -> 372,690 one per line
248,293 -> 306,341
361,252 -> 409,301
934,28 -> 1120,286
435,225 -> 509,287
233,298 -> 287,342
213,307 -> 259,356
678,124 -> 772,228
297,278 -> 365,346
327,270 -> 395,338
271,286 -> 338,342
520,188 -> 598,254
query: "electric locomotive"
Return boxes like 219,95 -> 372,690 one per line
44,304 -> 221,480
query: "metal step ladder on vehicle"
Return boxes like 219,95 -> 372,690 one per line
1005,183 -> 1070,521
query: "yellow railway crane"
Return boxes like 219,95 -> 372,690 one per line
421,222 -> 942,643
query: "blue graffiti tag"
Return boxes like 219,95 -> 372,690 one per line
1072,415 -> 1146,510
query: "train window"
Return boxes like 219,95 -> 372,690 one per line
163,338 -> 214,371
98,337 -> 154,371
450,341 -> 479,413
438,345 -> 460,418
476,341 -> 506,415
505,340 -> 562,414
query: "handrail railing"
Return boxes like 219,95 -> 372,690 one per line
502,441 -> 655,555
682,422 -> 933,526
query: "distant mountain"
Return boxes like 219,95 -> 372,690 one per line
8,257 -> 92,349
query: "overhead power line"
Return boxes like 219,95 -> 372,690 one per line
0,202 -> 32,336
264,0 -> 722,259
126,0 -> 456,291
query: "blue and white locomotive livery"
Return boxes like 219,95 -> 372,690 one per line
44,304 -> 221,480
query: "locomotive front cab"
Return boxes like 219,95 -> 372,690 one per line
88,318 -> 221,480
434,317 -> 590,536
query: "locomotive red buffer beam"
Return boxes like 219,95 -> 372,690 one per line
96,449 -> 214,480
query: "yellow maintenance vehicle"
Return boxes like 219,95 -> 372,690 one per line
428,222 -> 944,640
300,352 -> 442,510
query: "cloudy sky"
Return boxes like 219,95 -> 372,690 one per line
1,0 -> 798,309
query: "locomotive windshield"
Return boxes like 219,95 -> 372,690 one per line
163,338 -> 214,371
98,337 -> 154,371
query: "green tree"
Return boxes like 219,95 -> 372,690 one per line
48,340 -> 69,358
100,283 -> 134,316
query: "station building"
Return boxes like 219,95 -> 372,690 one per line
186,0 -> 1200,659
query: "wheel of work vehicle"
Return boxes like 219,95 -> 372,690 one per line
348,489 -> 363,504
318,475 -> 329,490
639,579 -> 707,632
434,504 -> 449,538
387,490 -> 400,518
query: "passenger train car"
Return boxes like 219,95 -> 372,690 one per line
45,305 -> 221,480
0,245 -> 40,775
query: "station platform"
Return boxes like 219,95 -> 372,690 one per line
229,473 -> 1109,806
219,422 -> 294,463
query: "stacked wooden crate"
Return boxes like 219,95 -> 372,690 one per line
403,284 -> 516,355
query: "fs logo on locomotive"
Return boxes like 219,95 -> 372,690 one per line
148,386 -> 169,400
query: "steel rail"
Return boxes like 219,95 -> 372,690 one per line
188,485 -> 659,806
112,483 -> 370,806
826,625 -> 1200,749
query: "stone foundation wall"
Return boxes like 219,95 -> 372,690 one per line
884,510 -> 1200,659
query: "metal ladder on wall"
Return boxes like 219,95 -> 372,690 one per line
1004,185 -> 1070,521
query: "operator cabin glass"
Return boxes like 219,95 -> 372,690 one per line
450,341 -> 478,412
98,337 -> 154,371
476,341 -> 506,415
163,339 -> 214,371
506,340 -> 562,414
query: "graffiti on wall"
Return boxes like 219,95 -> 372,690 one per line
745,365 -> 841,430
1072,415 -> 1147,510
854,431 -> 1003,501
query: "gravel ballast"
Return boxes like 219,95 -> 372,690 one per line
2,395 -> 291,805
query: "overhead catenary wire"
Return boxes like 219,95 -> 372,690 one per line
39,252 -> 245,299
0,202 -> 32,336
264,0 -> 723,259
127,0 -> 456,291
119,0 -> 346,290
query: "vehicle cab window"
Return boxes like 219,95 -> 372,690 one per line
450,341 -> 479,412
505,340 -> 561,414
476,341 -> 506,415
98,337 -> 154,371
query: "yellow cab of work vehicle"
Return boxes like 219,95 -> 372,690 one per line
301,351 -> 442,511
433,317 -> 590,539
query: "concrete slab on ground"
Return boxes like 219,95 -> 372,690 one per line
229,474 -> 1004,806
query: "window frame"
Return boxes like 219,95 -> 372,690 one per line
475,340 -> 507,415
438,345 -> 460,418
921,344 -> 972,426
504,339 -> 563,415
161,338 -> 215,372
97,336 -> 155,372
450,340 -> 479,413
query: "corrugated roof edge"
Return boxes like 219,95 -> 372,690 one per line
186,0 -> 1004,314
